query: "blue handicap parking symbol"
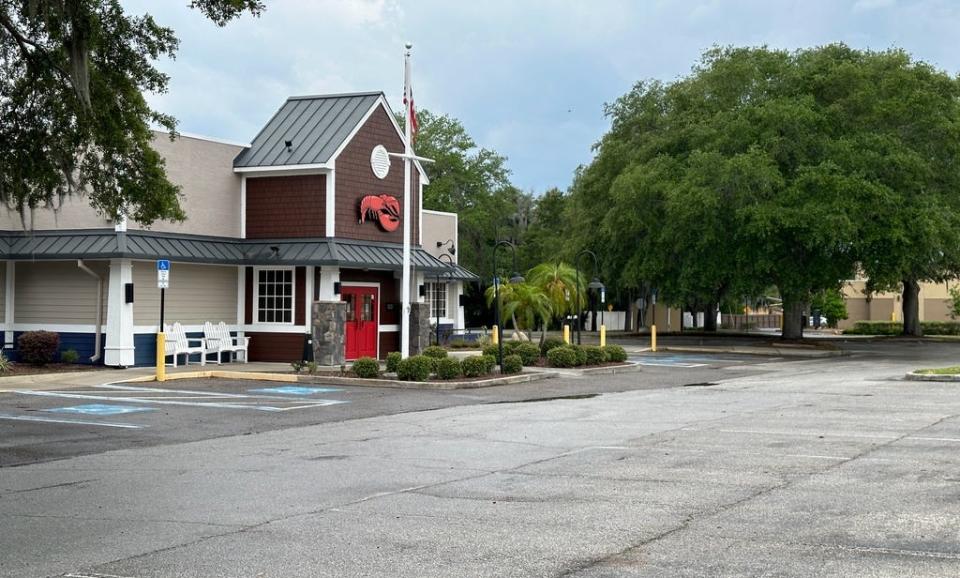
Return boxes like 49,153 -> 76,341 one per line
248,386 -> 344,396
46,404 -> 155,416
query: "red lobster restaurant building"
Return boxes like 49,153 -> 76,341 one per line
0,92 -> 476,366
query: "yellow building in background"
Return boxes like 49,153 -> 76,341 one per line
840,277 -> 955,330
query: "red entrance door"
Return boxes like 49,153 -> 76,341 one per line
342,286 -> 378,360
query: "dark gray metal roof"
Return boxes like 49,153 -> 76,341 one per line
233,92 -> 382,168
0,230 -> 476,276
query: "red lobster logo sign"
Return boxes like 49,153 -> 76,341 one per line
358,194 -> 401,232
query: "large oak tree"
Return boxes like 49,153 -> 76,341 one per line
0,0 -> 263,225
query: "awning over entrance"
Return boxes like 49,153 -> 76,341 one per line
0,229 -> 476,275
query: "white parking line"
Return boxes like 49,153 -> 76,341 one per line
14,390 -> 345,412
0,413 -> 143,429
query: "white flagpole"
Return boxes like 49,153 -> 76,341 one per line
400,42 -> 413,358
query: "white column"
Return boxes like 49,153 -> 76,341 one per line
455,281 -> 465,331
104,258 -> 135,367
236,266 -> 245,336
305,266 -> 315,327
4,261 -> 14,348
316,266 -> 340,301
326,165 -> 336,237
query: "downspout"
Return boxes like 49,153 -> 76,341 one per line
77,260 -> 103,363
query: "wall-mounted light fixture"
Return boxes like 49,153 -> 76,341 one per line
284,140 -> 293,152
269,246 -> 280,259
436,239 -> 456,255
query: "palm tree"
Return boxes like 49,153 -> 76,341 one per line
484,282 -> 552,341
527,261 -> 585,333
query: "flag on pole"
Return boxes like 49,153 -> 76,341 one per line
403,58 -> 418,141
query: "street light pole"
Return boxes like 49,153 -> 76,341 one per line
574,249 -> 603,345
492,240 -> 523,372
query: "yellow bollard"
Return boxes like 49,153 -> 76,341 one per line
890,310 -> 896,322
651,324 -> 657,352
600,325 -> 606,348
492,325 -> 499,345
563,324 -> 570,344
156,332 -> 166,382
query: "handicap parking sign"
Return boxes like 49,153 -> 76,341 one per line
157,259 -> 170,289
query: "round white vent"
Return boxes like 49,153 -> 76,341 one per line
370,144 -> 391,179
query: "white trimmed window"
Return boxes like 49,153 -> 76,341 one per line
256,268 -> 294,324
425,282 -> 447,319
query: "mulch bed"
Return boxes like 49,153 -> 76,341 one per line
0,363 -> 106,377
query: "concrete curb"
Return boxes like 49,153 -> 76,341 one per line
529,362 -> 641,377
296,370 -> 558,390
118,370 -> 299,384
904,371 -> 960,382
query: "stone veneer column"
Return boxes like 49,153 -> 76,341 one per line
408,302 -> 431,355
312,301 -> 346,366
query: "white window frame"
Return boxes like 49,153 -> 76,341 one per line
253,266 -> 296,325
425,281 -> 448,320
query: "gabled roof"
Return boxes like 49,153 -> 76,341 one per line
233,92 -> 382,168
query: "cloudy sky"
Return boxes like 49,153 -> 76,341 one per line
122,0 -> 960,194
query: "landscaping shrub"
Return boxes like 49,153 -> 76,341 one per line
422,346 -> 448,359
514,342 -> 540,366
447,339 -> 476,349
501,354 -> 523,375
18,331 -> 60,365
397,355 -> 433,381
351,357 -> 380,379
583,345 -> 605,365
602,345 -> 628,363
547,346 -> 578,368
571,345 -> 588,366
60,349 -> 80,364
503,340 -> 520,355
290,360 -> 305,373
461,355 -> 489,378
436,357 -> 462,380
540,337 -> 566,356
481,354 -> 497,374
0,351 -> 10,373
843,321 -> 960,336
386,351 -> 402,373
482,344 -> 500,358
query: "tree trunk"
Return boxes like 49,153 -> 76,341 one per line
902,279 -> 922,336
781,297 -> 807,340
704,303 -> 718,332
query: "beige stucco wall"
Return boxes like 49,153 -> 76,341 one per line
0,195 -> 112,231
14,261 -> 108,324
0,132 -> 244,237
842,279 -> 959,324
132,261 -> 238,326
421,210 -> 458,262
133,132 -> 244,238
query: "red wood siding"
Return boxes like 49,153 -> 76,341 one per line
379,332 -> 398,359
246,332 -> 304,363
335,105 -> 419,244
245,175 -> 326,238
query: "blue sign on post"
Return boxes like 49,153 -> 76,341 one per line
157,260 -> 170,289
157,259 -> 170,271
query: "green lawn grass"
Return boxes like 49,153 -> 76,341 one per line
915,366 -> 960,375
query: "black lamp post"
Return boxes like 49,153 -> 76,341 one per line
492,240 -> 524,372
434,253 -> 455,346
574,249 -> 604,345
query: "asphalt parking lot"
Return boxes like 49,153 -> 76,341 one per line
8,341 -> 960,577
0,351 -> 774,468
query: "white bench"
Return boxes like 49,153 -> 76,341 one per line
203,321 -> 250,363
164,322 -> 218,367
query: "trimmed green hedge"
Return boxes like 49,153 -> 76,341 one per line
547,346 -> 578,368
540,337 -> 566,356
462,355 -> 489,378
571,345 -> 587,367
436,357 -> 462,380
514,342 -> 540,366
844,321 -> 960,336
422,345 -> 448,359
501,354 -> 523,374
385,351 -> 402,373
481,354 -> 497,374
397,355 -> 433,381
583,345 -> 605,365
351,357 -> 380,378
602,345 -> 628,363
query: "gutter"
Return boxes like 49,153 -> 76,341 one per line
76,260 -> 104,363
